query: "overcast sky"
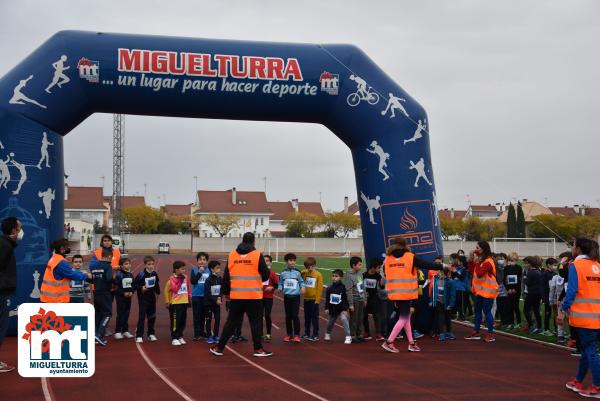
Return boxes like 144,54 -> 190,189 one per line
1,0 -> 598,212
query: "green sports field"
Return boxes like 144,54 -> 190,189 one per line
271,257 -> 352,284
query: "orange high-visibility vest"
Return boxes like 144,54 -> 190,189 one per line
472,257 -> 498,299
569,259 -> 600,329
385,253 -> 418,301
40,254 -> 71,303
95,247 -> 121,268
228,250 -> 263,300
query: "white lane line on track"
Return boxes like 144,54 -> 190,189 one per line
135,342 -> 196,401
224,345 -> 330,401
41,377 -> 54,401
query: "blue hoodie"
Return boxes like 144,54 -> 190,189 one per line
453,265 -> 468,292
191,266 -> 210,297
278,267 -> 304,297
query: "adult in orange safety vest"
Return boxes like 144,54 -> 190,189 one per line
40,238 -> 91,303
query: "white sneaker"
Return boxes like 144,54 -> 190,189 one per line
171,339 -> 181,346
324,333 -> 331,341
135,337 -> 143,343
113,333 -> 124,340
123,332 -> 134,339
179,338 -> 187,345
148,335 -> 158,342
344,336 -> 352,344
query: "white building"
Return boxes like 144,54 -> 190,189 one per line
64,185 -> 109,253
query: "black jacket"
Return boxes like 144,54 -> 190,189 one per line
325,281 -> 349,316
221,242 -> 270,296
90,261 -> 115,293
115,269 -> 134,297
0,236 -> 17,294
133,269 -> 160,303
504,264 -> 523,294
525,268 -> 544,297
204,273 -> 223,306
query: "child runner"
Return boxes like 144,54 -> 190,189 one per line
190,252 -> 210,340
278,253 -> 305,342
431,266 -> 457,341
363,258 -> 385,341
542,258 -> 558,336
504,252 -> 523,329
165,261 -> 192,346
133,256 -> 160,343
553,253 -> 569,344
69,254 -> 91,303
324,269 -> 352,344
262,255 -> 278,342
90,247 -> 116,346
302,257 -> 323,341
382,236 -> 443,353
450,253 -> 468,321
345,256 -> 366,343
522,256 -> 544,334
204,260 -> 223,344
114,258 -> 134,340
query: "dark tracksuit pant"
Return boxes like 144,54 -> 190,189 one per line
94,291 -> 112,339
262,298 -> 274,336
192,296 -> 207,337
205,304 -> 221,337
218,299 -> 263,351
136,299 -> 157,337
226,300 -> 243,337
284,296 -> 301,336
115,295 -> 132,333
363,298 -> 384,336
169,304 -> 188,340
507,292 -> 522,325
303,299 -> 320,337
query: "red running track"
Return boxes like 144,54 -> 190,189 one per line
0,254 -> 583,400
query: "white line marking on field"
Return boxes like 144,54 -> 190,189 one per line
272,322 -> 280,330
41,377 -> 53,401
135,342 -> 196,401
225,345 -> 330,401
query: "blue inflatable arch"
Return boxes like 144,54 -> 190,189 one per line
0,31 -> 442,329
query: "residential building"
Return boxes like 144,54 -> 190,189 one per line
162,204 -> 192,218
64,185 -> 108,253
465,204 -> 504,220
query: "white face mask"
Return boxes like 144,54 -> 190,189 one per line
16,229 -> 24,241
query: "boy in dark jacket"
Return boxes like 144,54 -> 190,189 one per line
114,258 -> 134,340
134,256 -> 160,343
363,258 -> 385,341
523,256 -> 544,334
504,252 -> 523,329
204,260 -> 223,344
90,248 -> 116,346
324,269 -> 351,344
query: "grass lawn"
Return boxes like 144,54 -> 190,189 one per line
271,257 -> 352,284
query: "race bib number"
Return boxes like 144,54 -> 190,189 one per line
122,277 -> 133,289
305,277 -> 317,288
71,280 -> 83,288
145,276 -> 156,288
330,293 -> 342,305
177,282 -> 188,295
199,273 -> 208,284
262,280 -> 270,286
284,279 -> 298,290
557,277 -> 565,286
364,279 -> 377,289
507,275 -> 518,285
356,282 -> 364,293
211,285 -> 221,296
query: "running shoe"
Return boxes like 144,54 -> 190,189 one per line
207,337 -> 216,344
382,341 -> 399,353
557,336 -> 567,345
446,332 -> 456,340
148,335 -> 158,342
213,337 -> 220,343
324,333 -> 332,341
364,335 -> 373,341
309,336 -> 319,342
483,333 -> 496,343
95,336 -> 108,346
375,334 -> 385,341
301,334 -> 310,340
113,332 -> 124,340
237,335 -> 248,342
171,339 -> 181,346
283,336 -> 291,343
413,330 -> 424,339
580,385 -> 600,398
193,337 -> 202,342
344,336 -> 352,344
123,332 -> 134,339
293,335 -> 301,343
209,346 -> 224,356
0,361 -> 15,373
135,337 -> 143,343
464,331 -> 481,340
408,342 -> 421,352
438,333 -> 446,341
566,378 -> 584,393
253,348 -> 273,357
571,350 -> 582,357
179,338 -> 187,345
568,339 -> 577,348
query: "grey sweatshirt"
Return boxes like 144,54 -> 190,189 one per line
344,269 -> 366,302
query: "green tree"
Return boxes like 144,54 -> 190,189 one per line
122,206 -> 163,234
283,211 -> 321,237
440,216 -> 462,240
201,214 -> 239,237
506,203 -> 517,238
516,202 -> 526,238
321,212 -> 361,238
93,220 -> 108,234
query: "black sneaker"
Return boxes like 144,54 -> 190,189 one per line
571,350 -> 582,357
95,336 -> 108,346
253,348 -> 273,357
237,335 -> 248,342
210,346 -> 224,356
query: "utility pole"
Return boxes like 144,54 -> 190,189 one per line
144,183 -> 147,198
112,114 -> 125,236
100,176 -> 105,193
263,176 -> 267,195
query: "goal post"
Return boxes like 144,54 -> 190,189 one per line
492,237 -> 556,258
